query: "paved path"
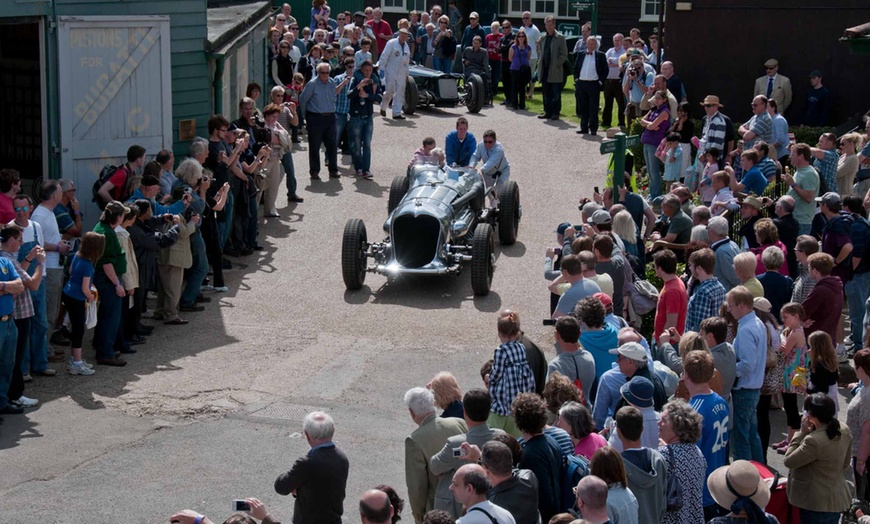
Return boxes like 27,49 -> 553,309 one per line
0,101 -> 812,523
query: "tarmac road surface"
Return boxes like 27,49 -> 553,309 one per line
0,102 -> 809,523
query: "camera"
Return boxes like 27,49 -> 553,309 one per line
452,448 -> 462,457
233,500 -> 251,512
542,319 -> 556,326
253,127 -> 272,145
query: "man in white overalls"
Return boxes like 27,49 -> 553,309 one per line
379,28 -> 411,120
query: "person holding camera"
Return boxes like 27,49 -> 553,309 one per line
170,498 -> 283,524
621,50 -> 653,130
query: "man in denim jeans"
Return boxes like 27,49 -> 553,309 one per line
845,195 -> 870,351
727,285 -> 767,462
0,255 -> 23,414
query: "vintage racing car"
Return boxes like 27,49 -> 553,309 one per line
402,65 -> 486,114
341,165 -> 520,295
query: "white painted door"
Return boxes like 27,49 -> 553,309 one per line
57,16 -> 172,227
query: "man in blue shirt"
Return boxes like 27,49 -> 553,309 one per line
685,350 -> 729,520
727,285 -> 767,462
445,117 -> 477,167
730,150 -> 768,196
300,62 -> 341,179
0,254 -> 24,415
551,255 -> 601,319
128,176 -> 189,216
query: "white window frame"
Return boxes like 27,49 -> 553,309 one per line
381,0 -> 406,14
640,0 -> 665,22
501,0 -> 532,17
408,0 -> 426,12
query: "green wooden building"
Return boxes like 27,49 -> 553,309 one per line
0,0 -> 272,224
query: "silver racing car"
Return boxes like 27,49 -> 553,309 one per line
341,164 -> 520,295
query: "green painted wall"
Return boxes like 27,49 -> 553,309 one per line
52,0 -> 212,162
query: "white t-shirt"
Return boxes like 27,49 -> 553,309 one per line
31,205 -> 62,269
523,24 -> 541,59
6,219 -> 44,259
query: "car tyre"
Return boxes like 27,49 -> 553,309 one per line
466,73 -> 485,114
497,180 -> 520,245
403,77 -> 418,115
341,218 -> 368,290
388,175 -> 410,214
470,223 -> 494,296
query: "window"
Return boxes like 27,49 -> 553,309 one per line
503,0 -> 531,15
534,0 -> 554,14
408,0 -> 426,12
640,0 -> 665,22
381,0 -> 404,13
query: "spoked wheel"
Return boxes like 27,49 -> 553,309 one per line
470,223 -> 494,295
497,180 -> 520,245
388,175 -> 409,214
341,218 -> 368,290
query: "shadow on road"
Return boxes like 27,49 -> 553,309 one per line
343,271 -> 502,313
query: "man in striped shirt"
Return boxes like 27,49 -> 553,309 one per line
738,95 -> 773,150
699,95 -> 727,156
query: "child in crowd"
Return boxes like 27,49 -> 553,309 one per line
62,231 -> 106,376
659,133 -> 684,185
708,170 -> 736,217
807,331 -> 840,413
355,38 -> 373,71
487,311 -> 535,437
773,302 -> 809,453
697,148 -> 720,205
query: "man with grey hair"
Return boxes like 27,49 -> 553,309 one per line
648,194 -> 692,256
360,489 -> 393,524
275,411 -> 350,524
773,194 -> 799,278
299,62 -> 339,180
574,475 -> 610,524
690,205 -> 711,243
707,215 -> 741,291
405,387 -> 467,524
450,464 -> 516,524
536,15 -> 567,121
31,180 -> 70,363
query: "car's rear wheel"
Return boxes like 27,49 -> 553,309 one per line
497,180 -> 520,245
388,175 -> 409,214
470,223 -> 494,295
341,219 -> 368,290
466,73 -> 485,114
403,77 -> 418,115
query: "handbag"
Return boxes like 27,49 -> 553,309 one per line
664,445 -> 683,512
629,277 -> 658,315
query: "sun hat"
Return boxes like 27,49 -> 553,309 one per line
619,376 -> 654,408
707,460 -> 771,512
700,95 -> 723,108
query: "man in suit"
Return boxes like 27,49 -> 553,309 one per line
405,387 -> 468,524
275,411 -> 350,524
753,58 -> 792,116
536,15 -> 567,121
573,36 -> 608,135
430,389 -> 505,518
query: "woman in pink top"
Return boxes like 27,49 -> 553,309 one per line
750,218 -> 789,276
557,401 -> 608,459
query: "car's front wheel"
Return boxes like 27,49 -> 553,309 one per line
403,77 -> 418,115
341,218 -> 368,290
388,175 -> 409,214
470,223 -> 494,295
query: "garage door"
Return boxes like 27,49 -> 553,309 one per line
57,16 -> 172,226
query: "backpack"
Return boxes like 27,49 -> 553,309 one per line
92,164 -> 130,210
629,277 -> 659,315
559,452 -> 590,512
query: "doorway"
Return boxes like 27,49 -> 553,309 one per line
0,20 -> 44,197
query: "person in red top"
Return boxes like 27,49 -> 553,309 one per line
485,22 -> 503,99
653,249 -> 688,340
802,252 -> 844,344
97,145 -> 146,205
365,7 -> 392,56
0,169 -> 22,223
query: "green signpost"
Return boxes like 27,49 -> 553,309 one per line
600,133 -> 640,189
571,0 -> 598,35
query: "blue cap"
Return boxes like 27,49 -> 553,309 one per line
555,222 -> 572,235
620,376 -> 655,409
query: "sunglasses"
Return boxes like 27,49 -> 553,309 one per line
703,104 -> 716,108
319,71 -> 330,75
765,66 -> 776,70
14,206 -> 29,212
484,139 -> 494,144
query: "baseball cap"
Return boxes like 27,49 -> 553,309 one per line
593,292 -> 613,310
141,175 -> 160,187
753,297 -> 772,313
609,342 -> 648,362
588,209 -> 612,225
555,222 -> 572,235
815,191 -> 841,207
808,69 -> 822,78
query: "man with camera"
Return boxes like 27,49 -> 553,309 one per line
621,50 -> 653,129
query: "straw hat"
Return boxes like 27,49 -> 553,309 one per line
700,95 -> 723,108
707,460 -> 771,511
